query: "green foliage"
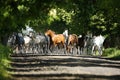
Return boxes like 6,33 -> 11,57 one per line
0,0 -> 120,47
0,44 -> 12,80
103,48 -> 120,59
89,11 -> 106,35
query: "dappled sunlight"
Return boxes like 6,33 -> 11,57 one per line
9,54 -> 120,80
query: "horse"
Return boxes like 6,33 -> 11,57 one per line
7,33 -> 16,48
23,35 -> 33,53
45,29 -> 66,54
33,33 -> 50,54
7,32 -> 25,53
77,33 -> 86,54
67,34 -> 78,54
91,35 -> 105,56
83,34 -> 93,54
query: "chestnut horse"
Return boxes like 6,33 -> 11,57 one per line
45,29 -> 66,54
67,34 -> 78,54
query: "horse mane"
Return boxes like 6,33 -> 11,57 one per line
46,30 -> 55,36
49,30 -> 55,34
72,34 -> 78,39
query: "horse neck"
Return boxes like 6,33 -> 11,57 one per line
49,32 -> 55,38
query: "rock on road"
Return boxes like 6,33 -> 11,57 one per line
10,53 -> 120,80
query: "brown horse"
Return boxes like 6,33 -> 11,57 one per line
45,29 -> 66,53
67,34 -> 78,54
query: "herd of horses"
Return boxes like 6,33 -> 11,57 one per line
7,29 -> 106,56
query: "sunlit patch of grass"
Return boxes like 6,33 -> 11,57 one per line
0,66 -> 11,80
103,48 -> 120,59
0,59 -> 12,80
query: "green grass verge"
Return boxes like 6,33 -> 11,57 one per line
0,44 -> 12,80
103,48 -> 120,59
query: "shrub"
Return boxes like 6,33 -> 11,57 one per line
103,48 -> 120,59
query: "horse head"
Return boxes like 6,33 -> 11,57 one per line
45,29 -> 55,37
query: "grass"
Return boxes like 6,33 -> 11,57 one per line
103,48 -> 120,60
0,44 -> 12,80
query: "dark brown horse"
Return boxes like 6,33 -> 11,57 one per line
77,34 -> 86,54
67,34 -> 78,54
45,29 -> 66,53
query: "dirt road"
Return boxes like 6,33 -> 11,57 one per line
10,53 -> 120,80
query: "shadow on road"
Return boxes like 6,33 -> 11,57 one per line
12,73 -> 120,80
11,55 -> 120,69
10,54 -> 120,80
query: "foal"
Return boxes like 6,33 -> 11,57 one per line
67,34 -> 78,54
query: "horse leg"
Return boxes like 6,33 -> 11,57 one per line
46,43 -> 49,54
15,47 -> 17,53
86,46 -> 89,55
66,46 -> 70,54
49,44 -> 53,53
17,45 -> 20,53
98,47 -> 102,56
36,44 -> 39,53
20,44 -> 24,54
44,43 -> 47,54
32,43 -> 35,53
80,47 -> 83,54
70,46 -> 73,54
54,43 -> 58,54
77,46 -> 80,55
23,44 -> 26,53
82,47 -> 84,55
39,44 -> 42,54
63,43 -> 66,54
18,44 -> 22,54
72,47 -> 74,55
80,47 -> 82,55
92,45 -> 95,55
43,44 -> 46,54
69,46 -> 73,54
26,45 -> 29,53
51,42 -> 56,54
33,43 -> 36,54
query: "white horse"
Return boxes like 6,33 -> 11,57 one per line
23,35 -> 33,53
92,35 -> 105,56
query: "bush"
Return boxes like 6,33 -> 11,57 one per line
0,44 -> 12,80
103,48 -> 120,59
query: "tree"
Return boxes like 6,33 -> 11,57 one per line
1,0 -> 120,47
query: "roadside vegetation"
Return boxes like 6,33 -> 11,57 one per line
0,44 -> 12,80
103,48 -> 120,60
